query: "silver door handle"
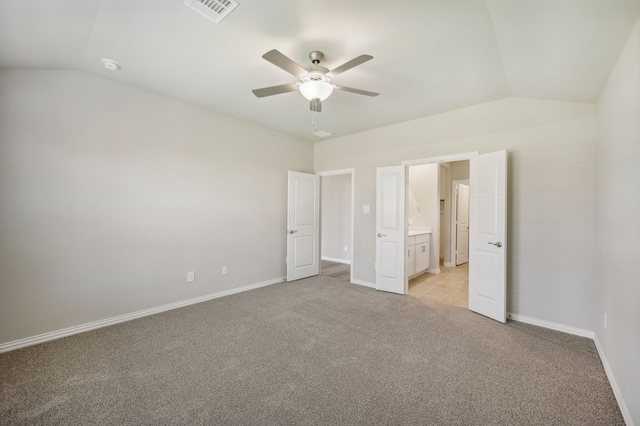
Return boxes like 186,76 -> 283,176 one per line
488,242 -> 502,247
288,230 -> 297,234
377,233 -> 386,237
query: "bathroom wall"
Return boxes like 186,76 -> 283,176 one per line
439,164 -> 450,261
451,160 -> 470,180
408,164 -> 439,270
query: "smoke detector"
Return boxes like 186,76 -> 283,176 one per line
184,0 -> 239,23
313,130 -> 333,138
101,59 -> 120,71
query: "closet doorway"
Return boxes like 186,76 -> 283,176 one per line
318,169 -> 354,282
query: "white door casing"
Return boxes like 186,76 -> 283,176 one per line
456,183 -> 470,265
286,171 -> 320,282
468,150 -> 507,323
375,166 -> 406,294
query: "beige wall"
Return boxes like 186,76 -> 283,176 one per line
321,174 -> 351,262
314,97 -> 598,331
596,18 -> 640,424
0,69 -> 313,344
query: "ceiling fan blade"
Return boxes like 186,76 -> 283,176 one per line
252,83 -> 299,98
329,55 -> 373,76
334,85 -> 379,97
262,49 -> 307,78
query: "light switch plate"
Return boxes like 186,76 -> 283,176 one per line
363,204 -> 371,214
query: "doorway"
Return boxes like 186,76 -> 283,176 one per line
406,160 -> 470,308
318,170 -> 354,282
375,150 -> 507,322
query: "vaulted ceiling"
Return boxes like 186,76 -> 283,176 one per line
1,0 -> 637,142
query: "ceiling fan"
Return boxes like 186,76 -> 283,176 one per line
252,49 -> 379,112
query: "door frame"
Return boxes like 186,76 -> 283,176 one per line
402,152 -> 478,290
450,179 -> 470,267
317,168 -> 355,284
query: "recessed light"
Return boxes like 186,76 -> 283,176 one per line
101,59 -> 120,71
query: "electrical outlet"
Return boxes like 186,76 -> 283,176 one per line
344,245 -> 348,252
187,271 -> 195,283
222,266 -> 228,275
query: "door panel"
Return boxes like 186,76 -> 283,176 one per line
287,171 -> 320,281
375,166 -> 406,294
380,241 -> 401,279
456,183 -> 470,265
469,151 -> 507,322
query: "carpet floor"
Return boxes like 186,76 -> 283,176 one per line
0,275 -> 624,425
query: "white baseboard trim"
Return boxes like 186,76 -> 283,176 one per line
593,336 -> 634,426
426,267 -> 440,274
351,279 -> 376,289
508,313 -> 594,339
443,262 -> 455,267
321,256 -> 351,265
0,277 -> 285,354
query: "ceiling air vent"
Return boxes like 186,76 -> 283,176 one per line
184,0 -> 239,24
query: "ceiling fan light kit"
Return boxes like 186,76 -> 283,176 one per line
299,80 -> 334,101
252,49 -> 378,112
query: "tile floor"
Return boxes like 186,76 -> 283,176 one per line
408,261 -> 469,308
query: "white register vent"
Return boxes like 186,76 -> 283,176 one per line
184,0 -> 239,24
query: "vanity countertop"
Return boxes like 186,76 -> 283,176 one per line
408,227 -> 432,236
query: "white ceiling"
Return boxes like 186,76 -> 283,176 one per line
1,0 -> 637,142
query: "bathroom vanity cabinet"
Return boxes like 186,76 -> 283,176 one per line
407,233 -> 430,278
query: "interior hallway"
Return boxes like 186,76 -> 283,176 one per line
409,262 -> 469,308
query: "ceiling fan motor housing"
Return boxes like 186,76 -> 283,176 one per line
308,51 -> 325,65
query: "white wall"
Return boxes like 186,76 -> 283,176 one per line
321,174 -> 351,263
596,19 -> 640,425
0,69 -> 313,345
315,97 -> 598,331
408,164 -> 439,269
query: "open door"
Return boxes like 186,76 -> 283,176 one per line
286,171 -> 320,281
375,166 -> 406,294
469,150 -> 507,322
456,183 -> 470,265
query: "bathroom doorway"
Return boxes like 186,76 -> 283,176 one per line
407,160 -> 470,308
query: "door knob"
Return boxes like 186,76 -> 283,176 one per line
488,242 -> 502,247
288,230 -> 297,234
377,233 -> 386,237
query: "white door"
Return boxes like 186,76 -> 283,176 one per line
469,150 -> 507,322
286,171 -> 320,281
375,166 -> 406,294
456,183 -> 470,265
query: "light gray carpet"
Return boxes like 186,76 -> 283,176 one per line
0,275 -> 624,425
